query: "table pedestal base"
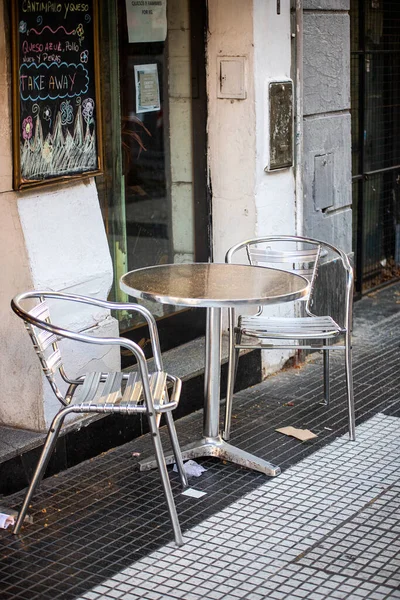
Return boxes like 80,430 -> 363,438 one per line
139,436 -> 281,477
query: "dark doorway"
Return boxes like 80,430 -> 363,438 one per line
351,0 -> 400,294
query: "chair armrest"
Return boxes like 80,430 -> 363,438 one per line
103,301 -> 163,372
167,374 -> 182,407
155,374 -> 182,412
12,294 -> 152,380
12,291 -> 164,372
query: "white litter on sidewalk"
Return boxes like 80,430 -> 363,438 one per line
181,488 -> 207,498
0,513 -> 15,529
173,459 -> 207,477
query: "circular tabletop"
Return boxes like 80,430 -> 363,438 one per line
120,263 -> 309,308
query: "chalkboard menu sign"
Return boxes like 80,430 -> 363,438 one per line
11,1 -> 103,190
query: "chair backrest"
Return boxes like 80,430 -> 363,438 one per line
23,298 -> 68,404
11,291 -> 163,407
226,235 -> 353,324
246,242 -> 321,282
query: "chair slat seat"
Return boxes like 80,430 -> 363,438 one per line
76,371 -> 102,405
73,370 -> 170,414
239,315 -> 343,339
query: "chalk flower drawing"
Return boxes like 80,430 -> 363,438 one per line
41,140 -> 53,163
60,100 -> 73,125
43,106 -> 52,121
20,103 -> 97,179
19,21 -> 27,33
76,24 -> 85,44
22,116 -> 33,140
82,98 -> 94,123
80,50 -> 89,63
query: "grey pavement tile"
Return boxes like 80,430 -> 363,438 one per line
71,414 -> 400,600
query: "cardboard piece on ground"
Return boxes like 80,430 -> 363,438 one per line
276,426 -> 317,441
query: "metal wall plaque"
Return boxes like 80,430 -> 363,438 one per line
267,80 -> 293,171
314,153 -> 335,211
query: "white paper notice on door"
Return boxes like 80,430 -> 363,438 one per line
135,64 -> 161,114
125,0 -> 167,43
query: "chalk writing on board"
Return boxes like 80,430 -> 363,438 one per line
13,1 -> 101,186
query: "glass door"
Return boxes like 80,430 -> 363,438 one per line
98,0 -> 209,357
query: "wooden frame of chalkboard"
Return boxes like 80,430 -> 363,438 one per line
11,1 -> 103,190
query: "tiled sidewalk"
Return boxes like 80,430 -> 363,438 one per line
77,413 -> 400,600
0,282 -> 399,600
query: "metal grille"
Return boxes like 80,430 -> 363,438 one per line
351,0 -> 400,293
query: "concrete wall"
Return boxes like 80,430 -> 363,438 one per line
207,0 -> 296,262
207,0 -> 298,377
302,0 -> 352,252
207,0 -> 257,263
0,1 -> 119,432
207,0 -> 352,377
207,0 -> 352,257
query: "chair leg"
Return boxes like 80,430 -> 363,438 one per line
147,411 -> 184,546
223,309 -> 240,441
323,344 -> 330,406
164,411 -> 188,489
345,334 -> 356,441
13,410 -> 67,535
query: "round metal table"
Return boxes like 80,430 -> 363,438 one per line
120,263 -> 309,476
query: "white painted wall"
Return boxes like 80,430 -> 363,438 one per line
254,0 -> 295,237
253,0 -> 297,376
0,188 -> 42,431
17,181 -> 113,324
207,0 -> 257,263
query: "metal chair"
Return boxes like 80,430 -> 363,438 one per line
223,235 -> 355,442
11,291 -> 188,546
